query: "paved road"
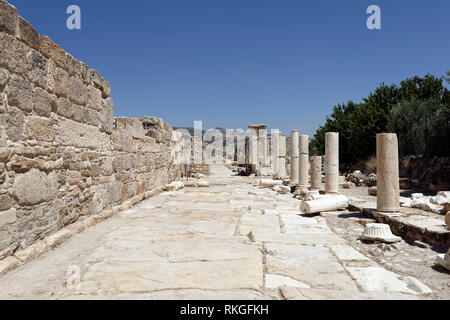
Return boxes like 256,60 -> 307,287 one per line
0,165 -> 429,299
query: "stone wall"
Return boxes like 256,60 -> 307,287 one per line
399,156 -> 450,192
0,1 -> 183,260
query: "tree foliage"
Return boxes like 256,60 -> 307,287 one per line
310,74 -> 450,163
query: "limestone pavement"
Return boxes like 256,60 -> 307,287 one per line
0,165 -> 430,300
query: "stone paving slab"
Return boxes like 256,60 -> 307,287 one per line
66,289 -> 273,300
76,258 -> 264,294
345,267 -> 416,294
253,230 -> 346,246
237,212 -> 280,235
265,243 -> 359,291
280,286 -> 420,300
88,239 -> 261,264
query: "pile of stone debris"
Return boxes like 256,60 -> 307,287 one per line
142,116 -> 173,144
345,170 -> 377,187
400,191 -> 450,215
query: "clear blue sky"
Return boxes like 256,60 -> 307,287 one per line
8,0 -> 450,136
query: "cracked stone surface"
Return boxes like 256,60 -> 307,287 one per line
0,165 -> 436,300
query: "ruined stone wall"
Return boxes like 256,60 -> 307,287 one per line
0,1 -> 182,260
399,156 -> 450,192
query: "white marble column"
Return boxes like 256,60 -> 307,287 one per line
290,130 -> 299,185
299,134 -> 309,187
278,135 -> 287,178
325,132 -> 339,194
260,128 -> 269,167
310,156 -> 322,190
377,133 -> 400,212
271,130 -> 280,177
249,128 -> 258,167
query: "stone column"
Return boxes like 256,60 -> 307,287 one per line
248,128 -> 258,169
271,130 -> 280,177
278,135 -> 287,178
290,130 -> 299,185
249,125 -> 268,176
260,128 -> 269,167
310,156 -> 322,190
299,134 -> 309,187
377,133 -> 400,212
325,132 -> 339,194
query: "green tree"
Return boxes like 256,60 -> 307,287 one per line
311,74 -> 449,164
388,98 -> 444,156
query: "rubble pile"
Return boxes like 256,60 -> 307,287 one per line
400,191 -> 450,215
345,171 -> 377,187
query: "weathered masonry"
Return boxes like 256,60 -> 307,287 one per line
0,0 -> 184,262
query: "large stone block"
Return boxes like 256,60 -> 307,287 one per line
100,98 -> 114,134
163,120 -> 173,133
142,116 -> 164,128
67,54 -> 91,84
57,118 -> 111,150
17,16 -> 39,50
54,67 -> 68,97
147,128 -> 163,143
68,76 -> 87,105
39,35 -> 66,69
5,74 -> 32,112
0,208 -> 16,227
90,69 -> 110,98
0,0 -> 18,35
54,97 -> 72,119
0,106 -> 25,142
0,67 -> 8,89
70,103 -> 84,123
0,32 -> 29,76
115,117 -> 145,139
13,168 -> 58,205
85,108 -> 100,127
26,49 -> 47,88
138,136 -> 159,153
45,59 -> 56,93
87,86 -> 102,111
0,194 -> 12,211
33,87 -> 54,117
26,116 -> 55,142
111,131 -> 134,152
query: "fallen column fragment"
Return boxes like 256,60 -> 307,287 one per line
164,181 -> 185,191
300,195 -> 348,214
358,223 -> 402,243
436,249 -> 450,271
196,181 -> 210,188
260,179 -> 283,187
